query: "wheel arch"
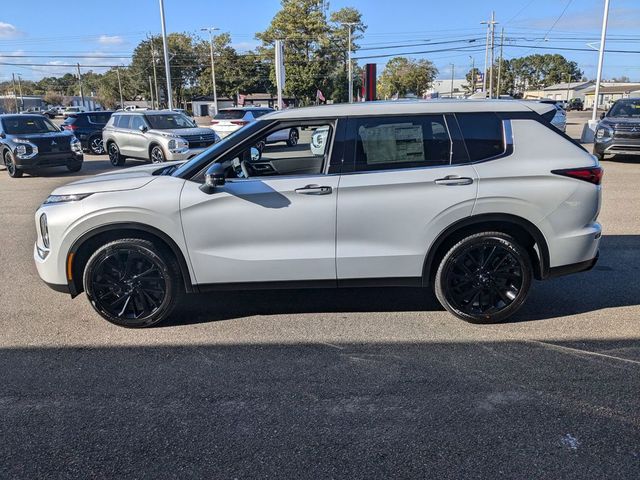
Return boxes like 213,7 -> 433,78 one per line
148,142 -> 165,160
422,213 -> 550,285
67,222 -> 195,297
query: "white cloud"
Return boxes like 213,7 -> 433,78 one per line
0,21 -> 20,39
98,35 -> 125,46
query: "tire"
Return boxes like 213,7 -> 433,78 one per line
4,150 -> 23,178
89,135 -> 105,155
107,142 -> 125,166
66,160 -> 83,172
286,128 -> 299,147
595,152 -> 605,162
150,145 -> 165,163
434,232 -> 533,324
83,238 -> 181,328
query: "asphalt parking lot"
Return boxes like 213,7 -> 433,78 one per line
1,111 -> 639,479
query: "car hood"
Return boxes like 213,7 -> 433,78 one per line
149,127 -> 215,137
12,131 -> 73,141
600,117 -> 640,125
51,161 -> 185,196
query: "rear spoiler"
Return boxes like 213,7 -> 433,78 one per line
525,102 -> 557,123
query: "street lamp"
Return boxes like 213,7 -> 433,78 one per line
341,22 -> 357,103
201,27 -> 220,116
158,0 -> 174,110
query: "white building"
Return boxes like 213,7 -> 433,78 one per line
426,79 -> 468,99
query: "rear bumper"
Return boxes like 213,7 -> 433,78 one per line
547,252 -> 599,279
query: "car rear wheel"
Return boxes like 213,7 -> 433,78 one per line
4,151 -> 23,178
89,136 -> 105,155
108,142 -> 125,166
150,145 -> 165,163
434,232 -> 532,324
83,238 -> 181,328
287,129 -> 299,147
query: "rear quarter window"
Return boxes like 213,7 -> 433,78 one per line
88,113 -> 112,124
214,110 -> 246,120
455,112 -> 505,161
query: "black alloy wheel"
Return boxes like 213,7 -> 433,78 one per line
287,129 -> 299,147
108,142 -> 124,166
66,160 -> 82,173
150,145 -> 165,163
4,150 -> 23,178
83,239 -> 181,327
89,136 -> 105,155
434,232 -> 532,324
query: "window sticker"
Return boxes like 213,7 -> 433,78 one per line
359,123 -> 425,164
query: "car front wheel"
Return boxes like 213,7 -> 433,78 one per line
150,145 -> 165,163
287,129 -> 299,147
4,150 -> 23,178
83,238 -> 181,328
434,232 -> 532,324
89,136 -> 105,155
108,142 -> 125,166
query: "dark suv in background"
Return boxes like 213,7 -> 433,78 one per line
0,114 -> 83,178
594,98 -> 640,160
62,111 -> 113,155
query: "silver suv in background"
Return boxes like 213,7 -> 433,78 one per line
102,110 -> 219,166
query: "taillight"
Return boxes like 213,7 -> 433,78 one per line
63,124 -> 78,131
552,167 -> 603,185
230,120 -> 248,126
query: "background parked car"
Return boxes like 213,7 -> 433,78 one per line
566,98 -> 584,111
41,107 -> 58,119
103,110 -> 219,166
63,106 -> 87,118
538,99 -> 567,132
594,97 -> 640,161
0,114 -> 83,177
62,111 -> 113,155
210,107 -> 299,149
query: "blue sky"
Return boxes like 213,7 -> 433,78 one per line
1,0 -> 639,82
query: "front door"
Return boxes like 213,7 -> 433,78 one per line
336,114 -> 478,280
180,120 -> 340,285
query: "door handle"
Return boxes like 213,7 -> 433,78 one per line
295,184 -> 333,195
434,175 -> 474,186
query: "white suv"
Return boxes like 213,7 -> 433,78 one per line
34,100 -> 602,327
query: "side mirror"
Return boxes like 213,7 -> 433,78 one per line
139,125 -> 148,133
199,163 -> 226,194
600,112 -> 605,120
250,146 -> 261,162
0,132 -> 5,139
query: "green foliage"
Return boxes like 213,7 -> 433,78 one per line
377,57 -> 438,99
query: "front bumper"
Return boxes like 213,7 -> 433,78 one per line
15,152 -> 83,169
165,146 -> 209,161
594,137 -> 640,156
547,252 -> 599,278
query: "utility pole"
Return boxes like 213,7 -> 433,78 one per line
158,0 -> 174,110
450,64 -> 455,98
16,74 -> 24,112
76,63 -> 85,108
274,39 -> 285,110
482,23 -> 489,94
343,22 -> 357,103
116,67 -> 124,109
201,27 -> 220,115
470,56 -> 475,94
497,28 -> 504,98
11,73 -> 19,112
481,13 -> 498,98
149,37 -> 160,109
592,0 -> 610,122
149,76 -> 154,109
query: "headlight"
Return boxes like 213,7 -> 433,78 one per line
168,137 -> 188,152
43,193 -> 93,205
39,213 -> 49,248
70,136 -> 82,153
596,126 -> 612,140
13,138 -> 38,159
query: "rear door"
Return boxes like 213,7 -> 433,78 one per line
336,114 -> 478,280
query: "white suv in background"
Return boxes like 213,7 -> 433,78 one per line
34,100 -> 601,328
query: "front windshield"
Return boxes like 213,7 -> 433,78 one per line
146,113 -> 196,129
2,116 -> 60,134
172,120 -> 264,178
608,100 -> 640,118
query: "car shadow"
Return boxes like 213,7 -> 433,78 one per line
18,158 -> 150,178
163,234 -> 639,327
603,154 -> 640,164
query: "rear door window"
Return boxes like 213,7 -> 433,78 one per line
455,113 -> 505,161
350,115 -> 451,171
114,115 -> 130,128
88,113 -> 112,124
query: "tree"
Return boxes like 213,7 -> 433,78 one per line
463,67 -> 482,95
611,75 -> 630,83
256,0 -> 366,105
499,54 -> 582,96
43,91 -> 64,106
377,57 -> 438,99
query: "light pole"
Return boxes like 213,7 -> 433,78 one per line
158,0 -> 174,110
469,56 -> 475,94
450,64 -> 455,98
116,67 -> 124,109
592,0 -> 610,122
342,22 -> 357,103
201,27 -> 220,115
481,12 -> 498,98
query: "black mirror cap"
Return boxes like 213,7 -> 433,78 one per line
600,112 -> 606,120
199,163 -> 225,194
